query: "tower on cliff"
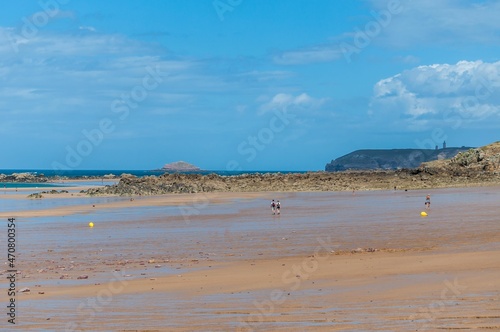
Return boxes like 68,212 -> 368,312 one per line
443,141 -> 446,149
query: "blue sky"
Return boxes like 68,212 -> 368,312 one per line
1,0 -> 499,171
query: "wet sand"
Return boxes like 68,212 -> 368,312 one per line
1,185 -> 499,331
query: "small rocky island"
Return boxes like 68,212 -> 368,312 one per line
160,161 -> 201,172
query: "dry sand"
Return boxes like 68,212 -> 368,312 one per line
2,185 -> 499,331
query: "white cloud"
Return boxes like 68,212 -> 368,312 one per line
370,60 -> 500,130
259,93 -> 328,114
79,26 -> 96,32
394,55 -> 420,64
43,9 -> 75,19
1,28 -> 136,57
271,1 -> 500,66
369,0 -> 500,47
273,47 -> 343,65
0,27 -> 234,133
235,105 -> 247,114
236,70 -> 293,81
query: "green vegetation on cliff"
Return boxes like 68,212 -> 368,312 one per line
325,147 -> 472,171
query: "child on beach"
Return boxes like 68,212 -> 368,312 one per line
425,194 -> 431,209
271,200 -> 276,215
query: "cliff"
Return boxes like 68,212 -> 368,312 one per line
325,147 -> 472,172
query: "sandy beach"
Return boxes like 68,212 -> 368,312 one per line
1,184 -> 499,331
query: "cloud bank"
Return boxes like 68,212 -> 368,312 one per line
369,60 -> 500,130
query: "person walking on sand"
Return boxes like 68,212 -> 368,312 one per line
425,194 -> 431,210
276,200 -> 281,215
271,199 -> 276,215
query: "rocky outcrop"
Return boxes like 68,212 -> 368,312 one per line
0,172 -> 48,183
84,164 -> 500,198
83,143 -> 500,196
39,189 -> 69,194
420,142 -> 500,175
325,147 -> 472,172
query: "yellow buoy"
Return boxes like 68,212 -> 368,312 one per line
420,211 -> 428,217
89,222 -> 94,227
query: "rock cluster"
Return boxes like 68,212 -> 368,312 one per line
83,142 -> 500,196
422,142 -> 500,175
84,167 -> 500,196
39,189 -> 69,194
451,149 -> 486,167
0,172 -> 48,183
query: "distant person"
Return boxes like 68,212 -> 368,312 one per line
425,194 -> 431,209
276,200 -> 281,215
271,199 -> 276,215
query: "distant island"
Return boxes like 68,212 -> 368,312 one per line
325,146 -> 473,171
160,161 -> 201,172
